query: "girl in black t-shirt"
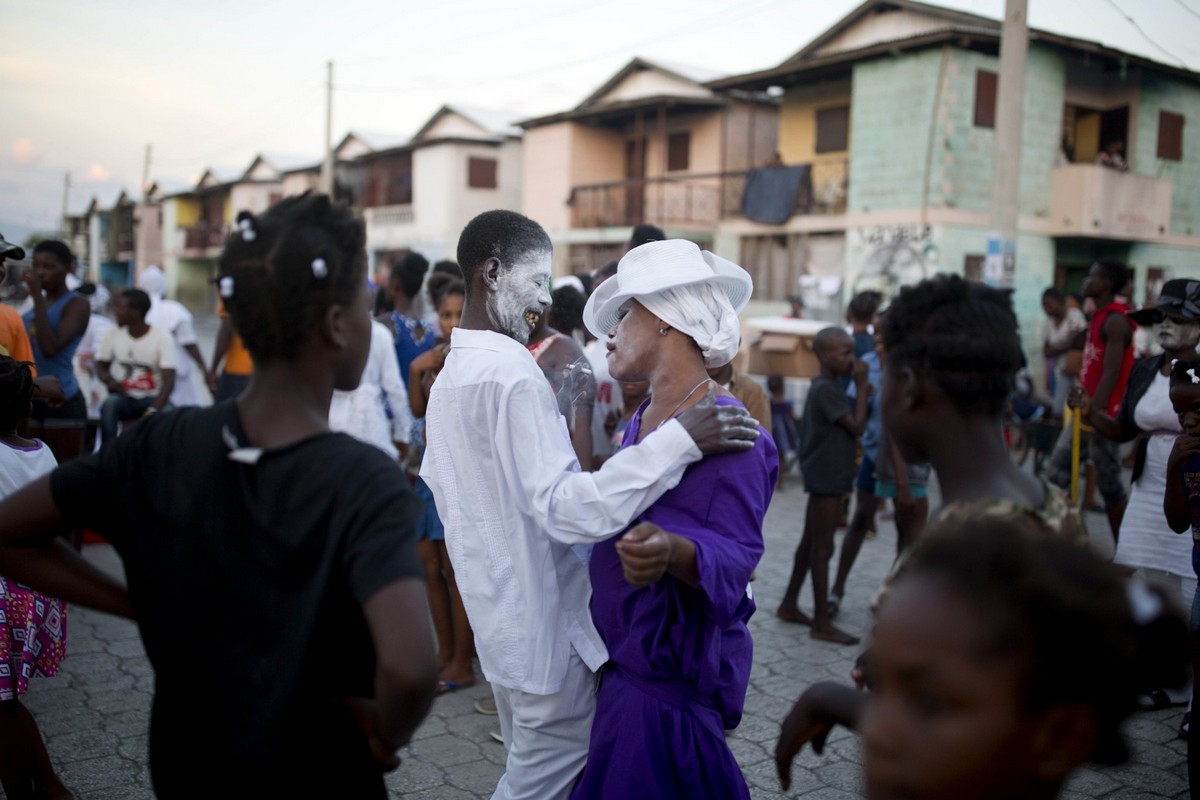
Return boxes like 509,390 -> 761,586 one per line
0,194 -> 438,798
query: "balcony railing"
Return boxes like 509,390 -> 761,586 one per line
364,204 -> 415,229
182,224 -> 227,251
568,160 -> 848,229
1049,164 -> 1172,239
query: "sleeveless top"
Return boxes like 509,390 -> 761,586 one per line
1080,301 -> 1135,418
23,291 -> 83,399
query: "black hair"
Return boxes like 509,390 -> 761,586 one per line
1042,287 -> 1064,301
426,272 -> 455,309
456,210 -> 551,292
217,193 -> 366,364
813,325 -> 851,356
78,282 -> 98,296
847,290 -> 883,323
32,240 -> 73,269
431,259 -> 462,278
897,515 -> 1188,766
389,251 -> 430,299
434,279 -> 466,310
593,261 -> 619,285
767,373 -> 784,394
1170,358 -> 1200,388
881,274 -> 1023,416
0,356 -> 35,431
548,285 -> 586,336
120,288 -> 151,318
1093,260 -> 1130,294
574,271 -> 594,297
628,224 -> 666,251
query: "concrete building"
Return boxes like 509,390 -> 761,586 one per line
710,0 -> 1200,350
519,57 -> 779,276
342,104 -> 524,275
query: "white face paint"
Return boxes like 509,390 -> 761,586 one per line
487,250 -> 552,345
1158,317 -> 1200,351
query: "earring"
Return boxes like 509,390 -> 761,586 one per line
659,327 -> 668,336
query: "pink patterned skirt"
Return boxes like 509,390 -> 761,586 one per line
0,577 -> 67,700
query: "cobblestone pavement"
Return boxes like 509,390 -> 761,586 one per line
21,468 -> 1191,799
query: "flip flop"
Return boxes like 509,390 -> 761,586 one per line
435,679 -> 475,695
1136,688 -> 1184,711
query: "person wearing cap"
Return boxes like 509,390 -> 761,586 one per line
0,234 -> 35,367
1086,278 -> 1200,714
420,210 -> 760,800
569,240 -> 778,800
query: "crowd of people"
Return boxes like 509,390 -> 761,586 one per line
0,205 -> 1196,799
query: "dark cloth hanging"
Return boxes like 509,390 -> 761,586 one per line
740,165 -> 811,225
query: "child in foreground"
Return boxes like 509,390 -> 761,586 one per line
854,515 -> 1186,800
0,194 -> 439,798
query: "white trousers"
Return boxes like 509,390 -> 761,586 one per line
490,651 -> 597,800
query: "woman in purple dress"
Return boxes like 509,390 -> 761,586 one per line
573,240 -> 778,799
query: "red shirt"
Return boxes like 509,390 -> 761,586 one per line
1080,301 -> 1135,417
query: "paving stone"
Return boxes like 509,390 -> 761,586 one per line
18,479 -> 1191,798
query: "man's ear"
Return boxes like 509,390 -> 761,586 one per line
481,257 -> 502,291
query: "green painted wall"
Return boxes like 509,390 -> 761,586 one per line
1133,73 -> 1200,236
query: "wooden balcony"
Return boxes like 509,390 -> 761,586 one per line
567,160 -> 848,230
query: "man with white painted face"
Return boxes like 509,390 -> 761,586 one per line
420,210 -> 760,800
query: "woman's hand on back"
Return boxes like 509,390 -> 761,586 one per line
675,384 -> 759,454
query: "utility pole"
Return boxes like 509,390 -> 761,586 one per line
986,0 -> 1028,288
321,61 -> 334,196
142,143 -> 153,199
60,172 -> 71,238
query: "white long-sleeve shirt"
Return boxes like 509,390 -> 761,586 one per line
328,320 -> 413,459
420,327 -> 701,694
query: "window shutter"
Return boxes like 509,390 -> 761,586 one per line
1157,111 -> 1184,161
815,105 -> 849,153
667,132 -> 690,172
468,157 -> 498,189
974,70 -> 998,129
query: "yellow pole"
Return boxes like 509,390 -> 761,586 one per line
1070,407 -> 1082,505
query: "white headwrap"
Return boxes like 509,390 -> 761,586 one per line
138,265 -> 167,299
640,282 -> 742,367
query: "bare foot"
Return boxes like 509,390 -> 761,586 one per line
776,606 -> 813,626
811,625 -> 860,645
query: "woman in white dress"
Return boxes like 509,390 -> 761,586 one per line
328,318 -> 413,461
1088,278 -> 1200,711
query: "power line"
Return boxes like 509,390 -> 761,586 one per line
1102,0 -> 1190,69
1174,0 -> 1200,22
337,0 -> 791,94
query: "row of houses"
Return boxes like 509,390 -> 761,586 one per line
66,0 -> 1200,355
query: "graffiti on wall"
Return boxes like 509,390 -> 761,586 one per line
849,225 -> 938,302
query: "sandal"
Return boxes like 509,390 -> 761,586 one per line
1180,711 -> 1191,740
1136,688 -> 1184,711
827,593 -> 842,619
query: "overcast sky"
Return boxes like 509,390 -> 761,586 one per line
3,0 -> 1198,239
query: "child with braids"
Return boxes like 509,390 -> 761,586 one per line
0,195 -> 439,798
0,357 -> 72,800
774,275 -> 1087,778
852,514 -> 1185,800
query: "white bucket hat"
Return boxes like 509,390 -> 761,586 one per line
583,239 -> 753,366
